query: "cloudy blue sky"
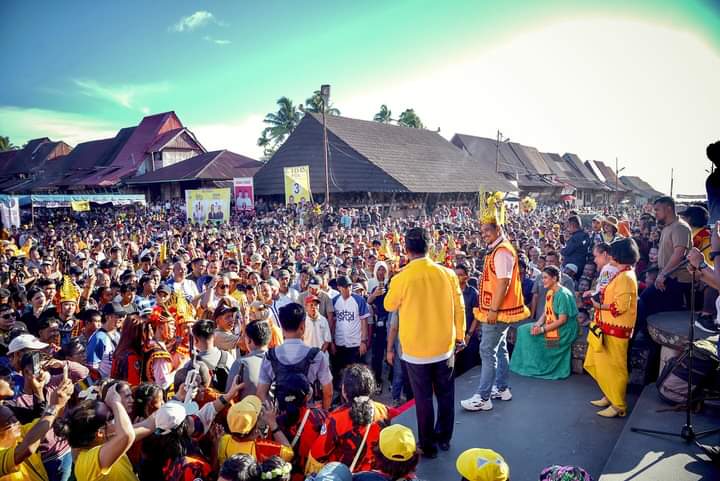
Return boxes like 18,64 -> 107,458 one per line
2,0 -> 719,194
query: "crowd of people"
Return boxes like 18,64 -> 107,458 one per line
0,193 -> 711,481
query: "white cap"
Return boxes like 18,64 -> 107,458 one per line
155,401 -> 187,435
8,334 -> 49,355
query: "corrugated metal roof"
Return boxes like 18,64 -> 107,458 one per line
255,115 -> 515,195
620,176 -> 664,198
126,150 -> 262,184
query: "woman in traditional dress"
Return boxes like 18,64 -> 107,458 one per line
584,237 -> 639,418
510,265 -> 578,380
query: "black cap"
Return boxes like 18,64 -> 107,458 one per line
157,283 -> 172,295
102,302 -> 127,316
336,275 -> 352,288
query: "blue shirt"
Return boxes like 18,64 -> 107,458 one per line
332,293 -> 370,347
86,328 -> 119,378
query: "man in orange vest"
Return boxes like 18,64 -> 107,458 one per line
461,205 -> 530,412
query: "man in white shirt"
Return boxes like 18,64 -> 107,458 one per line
275,269 -> 299,309
303,295 -> 331,352
169,261 -> 199,301
332,276 -> 370,377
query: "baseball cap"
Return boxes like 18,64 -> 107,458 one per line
0,288 -> 10,299
155,401 -> 187,435
309,275 -> 322,288
336,275 -> 352,288
313,462 -> 352,481
304,294 -> 321,305
456,448 -> 509,481
8,334 -> 48,355
157,283 -> 172,295
278,269 -> 290,279
564,263 -> 578,274
75,252 -> 87,260
227,395 -> 262,435
379,424 -> 417,462
250,253 -> 263,263
102,303 -> 127,316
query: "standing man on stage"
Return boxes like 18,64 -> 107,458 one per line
384,227 -> 465,458
461,195 -> 530,412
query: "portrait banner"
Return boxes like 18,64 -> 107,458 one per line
233,177 -> 255,211
185,188 -> 231,224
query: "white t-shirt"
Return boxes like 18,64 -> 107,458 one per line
593,264 -> 620,295
489,237 -> 515,279
304,313 -> 332,349
332,294 -> 370,347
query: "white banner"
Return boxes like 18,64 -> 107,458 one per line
0,197 -> 20,228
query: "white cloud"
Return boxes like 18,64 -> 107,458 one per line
203,35 -> 231,45
0,107 -> 118,147
72,79 -> 169,112
337,18 -> 720,195
192,114 -> 265,159
171,11 -> 222,32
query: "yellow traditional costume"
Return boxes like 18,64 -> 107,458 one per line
583,268 -> 637,412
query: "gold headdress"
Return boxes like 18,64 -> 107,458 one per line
59,275 -> 80,304
520,196 -> 537,214
478,190 -> 506,226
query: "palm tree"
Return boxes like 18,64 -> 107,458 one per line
397,109 -> 424,129
304,90 -> 340,116
0,136 -> 17,152
262,96 -> 302,147
373,105 -> 393,123
257,128 -> 275,161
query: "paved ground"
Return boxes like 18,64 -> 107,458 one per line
599,385 -> 719,481
394,368 -> 640,481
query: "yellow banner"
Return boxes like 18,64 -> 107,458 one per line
70,201 -> 90,212
185,188 -> 231,224
283,165 -> 312,205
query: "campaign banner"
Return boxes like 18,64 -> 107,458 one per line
71,201 -> 90,212
185,188 -> 231,224
283,165 -> 312,205
233,177 -> 255,211
0,196 -> 20,228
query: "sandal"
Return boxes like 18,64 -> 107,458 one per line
590,397 -> 610,407
596,405 -> 626,418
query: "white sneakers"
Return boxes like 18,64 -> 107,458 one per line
461,387 -> 512,411
491,387 -> 513,401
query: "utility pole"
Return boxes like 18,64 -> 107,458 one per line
320,84 -> 331,206
670,168 -> 674,198
615,157 -> 626,203
495,129 -> 501,173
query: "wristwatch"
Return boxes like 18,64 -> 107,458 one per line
698,261 -> 710,271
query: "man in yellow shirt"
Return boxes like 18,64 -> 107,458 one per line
384,227 -> 465,458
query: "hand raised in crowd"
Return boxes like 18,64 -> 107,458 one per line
49,378 -> 74,410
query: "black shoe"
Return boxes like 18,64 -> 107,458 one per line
439,441 -> 450,451
695,316 -> 720,334
421,447 -> 438,459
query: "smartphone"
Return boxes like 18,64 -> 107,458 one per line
184,369 -> 198,404
31,352 -> 41,377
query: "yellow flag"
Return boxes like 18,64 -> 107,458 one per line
448,234 -> 457,250
71,201 -> 90,212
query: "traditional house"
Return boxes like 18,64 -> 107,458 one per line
546,153 -> 609,205
584,159 -> 632,203
620,176 -> 664,205
125,149 -> 262,201
254,114 -> 515,203
0,138 -> 73,193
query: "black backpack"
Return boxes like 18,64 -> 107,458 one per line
266,346 -> 320,397
199,350 -> 231,391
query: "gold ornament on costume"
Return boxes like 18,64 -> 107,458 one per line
59,275 -> 80,304
520,196 -> 537,214
478,189 -> 507,225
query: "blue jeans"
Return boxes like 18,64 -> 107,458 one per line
391,336 -> 404,400
475,323 -> 510,399
44,451 -> 73,481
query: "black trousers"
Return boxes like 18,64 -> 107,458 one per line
370,323 -> 387,385
333,345 -> 361,387
406,358 -> 455,451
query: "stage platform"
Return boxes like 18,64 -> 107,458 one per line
394,368 -> 719,480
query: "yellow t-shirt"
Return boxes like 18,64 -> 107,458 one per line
0,422 -> 48,481
74,446 -> 139,481
217,435 -> 293,465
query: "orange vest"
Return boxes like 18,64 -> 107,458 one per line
476,239 -> 530,323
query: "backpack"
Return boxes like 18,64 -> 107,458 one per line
657,340 -> 719,406
266,346 -> 320,398
200,350 -> 231,391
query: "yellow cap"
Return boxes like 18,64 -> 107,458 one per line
227,395 -> 262,435
456,448 -> 509,481
378,424 -> 416,461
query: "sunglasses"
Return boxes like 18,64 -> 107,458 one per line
0,314 -> 15,320
217,284 -> 228,289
